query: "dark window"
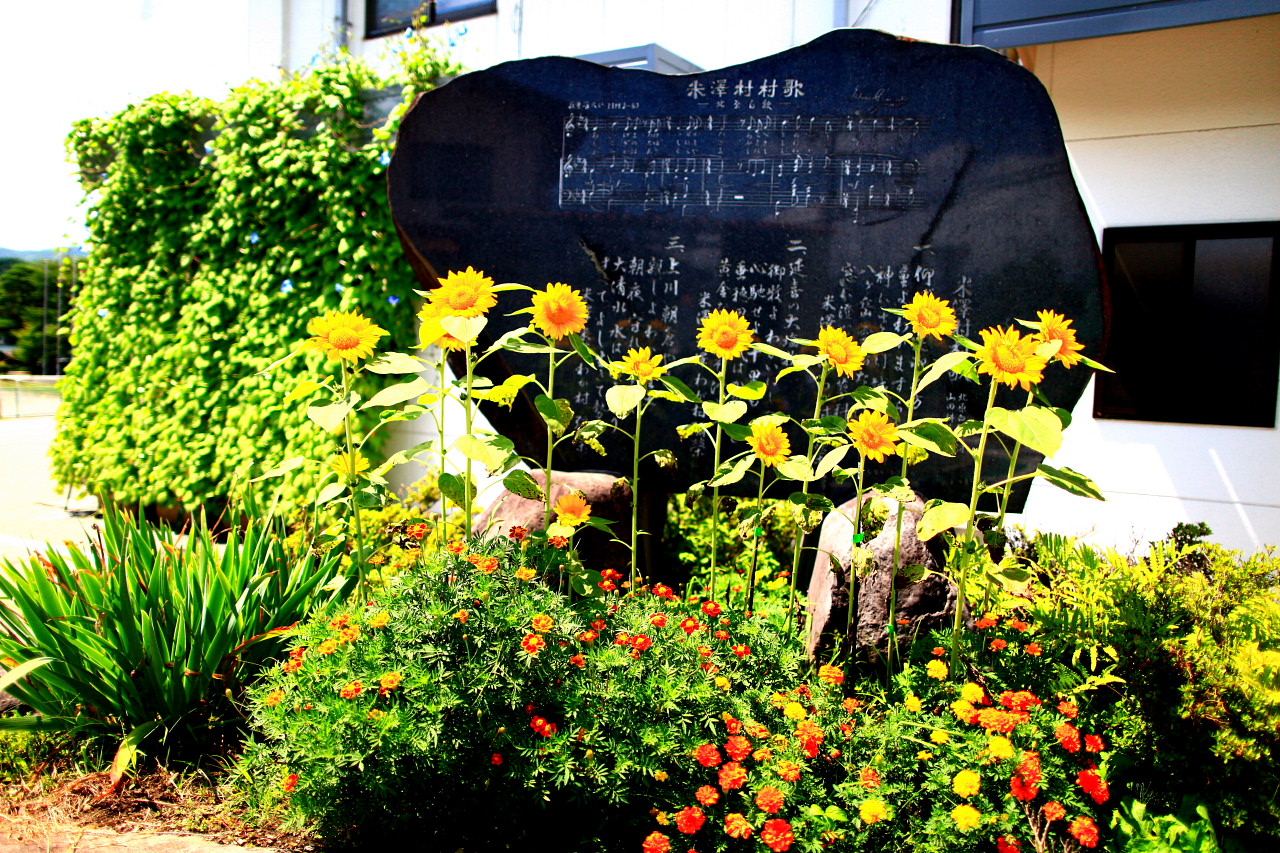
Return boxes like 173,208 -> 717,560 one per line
1095,222 -> 1280,428
953,0 -> 1280,48
366,0 -> 496,39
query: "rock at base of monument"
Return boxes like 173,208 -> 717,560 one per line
472,470 -> 634,577
0,689 -> 24,715
806,492 -> 962,663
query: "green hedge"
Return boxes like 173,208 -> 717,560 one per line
52,43 -> 462,509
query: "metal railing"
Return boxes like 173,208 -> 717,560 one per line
0,375 -> 61,418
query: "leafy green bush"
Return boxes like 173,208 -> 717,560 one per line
1112,799 -> 1221,853
0,507 -> 344,760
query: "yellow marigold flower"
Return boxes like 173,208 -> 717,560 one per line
769,692 -> 788,709
369,611 -> 390,628
952,803 -> 982,831
317,639 -> 338,655
265,689 -> 285,707
748,422 -> 791,467
417,300 -> 468,350
783,702 -> 807,721
952,769 -> 981,798
514,566 -> 536,581
531,282 -> 589,340
653,770 -> 669,781
816,326 -> 865,377
930,729 -> 951,744
378,671 -> 403,695
715,676 -> 731,690
848,410 -> 899,463
926,659 -> 948,680
960,682 -> 985,703
859,799 -> 889,824
917,750 -> 934,760
428,266 -> 497,318
304,310 -> 388,362
327,451 -> 370,479
975,326 -> 1048,391
904,694 -> 923,713
610,346 -> 667,385
1034,310 -> 1086,368
554,493 -> 592,527
532,613 -> 555,633
698,309 -> 754,359
903,292 -> 958,340
988,736 -> 1015,761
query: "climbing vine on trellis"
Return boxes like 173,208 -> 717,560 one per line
52,40 -> 463,510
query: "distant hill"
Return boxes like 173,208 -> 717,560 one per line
0,246 -> 87,262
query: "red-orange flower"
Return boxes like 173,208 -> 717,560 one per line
718,761 -> 747,791
725,735 -> 752,761
999,691 -> 1041,711
521,633 -> 546,656
650,613 -> 668,628
378,671 -> 403,696
818,663 -> 844,685
509,525 -> 529,540
1026,642 -> 1043,656
760,818 -> 796,852
990,638 -> 1009,651
1070,816 -> 1100,848
1058,700 -> 1079,719
1011,775 -> 1040,802
1085,734 -> 1105,753
996,836 -> 1024,853
492,753 -> 503,765
339,680 -> 364,699
755,786 -> 785,813
283,773 -> 299,792
1056,722 -> 1082,752
631,634 -> 654,652
675,805 -> 706,834
569,653 -> 586,668
532,614 -> 555,633
694,744 -> 723,767
701,600 -> 723,618
1042,801 -> 1066,822
732,644 -> 752,658
776,761 -> 802,782
1078,768 -> 1110,804
446,539 -> 465,555
642,831 -> 672,853
724,813 -> 753,839
695,785 -> 720,806
859,766 -> 882,788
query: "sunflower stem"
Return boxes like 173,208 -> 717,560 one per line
996,389 -> 1036,530
887,336 -> 924,676
463,339 -> 475,542
788,363 -> 828,635
629,394 -> 645,591
708,356 -> 727,604
544,346 -> 557,531
952,380 -> 1000,669
340,364 -> 368,598
746,460 -> 766,616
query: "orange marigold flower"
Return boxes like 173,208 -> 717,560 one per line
405,522 -> 428,540
1058,700 -> 1079,719
1042,801 -> 1066,822
1025,642 -> 1043,656
760,818 -> 795,852
1034,310 -> 1086,368
698,309 -> 754,360
378,672 -> 403,696
549,535 -> 570,548
680,617 -> 702,635
997,836 -> 1024,853
975,707 -> 1028,733
578,629 -> 598,642
718,761 -> 748,791
1017,751 -> 1044,785
1078,768 -> 1110,804
369,611 -> 391,628
330,615 -> 352,629
818,663 -> 844,685
1010,618 -> 1031,632
1010,775 -> 1040,802
695,785 -> 721,806
816,325 -> 865,378
475,555 -> 499,574
532,614 -> 555,633
428,266 -> 497,318
753,747 -> 774,763
339,626 -> 361,643
1085,734 -> 1105,753
732,644 -> 751,658
508,525 -> 529,540
649,613 -> 667,628
776,760 -> 802,782
725,735 -> 753,761
847,409 -> 899,463
701,600 -> 722,618
631,634 -> 654,652
265,690 -> 285,707
975,615 -> 998,629
446,539 -> 466,554
283,773 -> 299,792
999,691 -> 1042,711
1056,722 -> 1082,753
976,325 -> 1048,391
724,813 -> 753,840
903,291 -> 958,339
281,658 -> 302,673
339,680 -> 364,699
317,639 -> 338,656
860,767 -> 882,788
675,805 -> 706,834
531,282 -> 589,340
990,638 -> 1009,651
515,566 -> 536,581
521,633 -> 546,656
694,743 -> 723,767
554,493 -> 592,527
843,697 -> 863,713
1069,815 -> 1100,848
569,653 -> 586,668
641,831 -> 672,853
304,311 -> 388,362
747,421 -> 791,467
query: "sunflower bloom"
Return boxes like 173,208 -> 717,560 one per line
748,422 -> 791,467
428,266 -> 497,317
1034,310 -> 1086,368
848,410 -> 899,463
417,300 -> 468,350
817,326 -> 865,377
553,493 -> 592,527
304,310 -> 388,361
610,347 -> 667,385
698,309 -> 754,359
903,292 -> 958,340
327,451 -> 370,479
531,282 -> 588,340
976,326 -> 1048,391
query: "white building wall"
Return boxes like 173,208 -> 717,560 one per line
1018,15 -> 1280,552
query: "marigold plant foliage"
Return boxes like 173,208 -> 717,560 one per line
52,45 -> 461,510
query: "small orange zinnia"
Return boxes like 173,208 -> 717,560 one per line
816,326 -> 865,377
698,309 -> 754,359
428,266 -> 497,318
976,326 -> 1048,391
610,346 -> 667,385
748,421 -> 791,467
1034,310 -> 1086,368
531,282 -> 589,340
903,292 -> 958,340
554,493 -> 592,527
848,410 -> 900,463
304,310 -> 387,361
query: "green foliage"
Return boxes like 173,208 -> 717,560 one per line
0,506 -> 344,757
0,259 -> 75,373
51,42 -> 461,509
1112,799 -> 1221,853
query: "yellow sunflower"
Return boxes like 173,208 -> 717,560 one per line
610,347 -> 667,385
1034,310 -> 1085,368
553,492 -> 592,527
417,300 -> 467,351
975,326 -> 1048,391
816,326 -> 865,377
698,309 -> 754,360
304,310 -> 387,361
848,410 -> 900,463
747,421 -> 791,467
428,266 -> 497,318
903,292 -> 958,340
531,282 -> 589,340
327,451 -> 370,479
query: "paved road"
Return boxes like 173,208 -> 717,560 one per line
0,416 -> 100,564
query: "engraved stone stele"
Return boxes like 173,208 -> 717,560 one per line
389,28 -> 1106,508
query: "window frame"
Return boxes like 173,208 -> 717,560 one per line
365,0 -> 497,40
